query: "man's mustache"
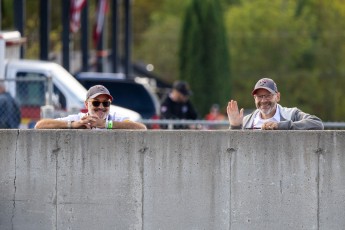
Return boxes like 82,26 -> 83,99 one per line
94,108 -> 107,112
258,101 -> 272,107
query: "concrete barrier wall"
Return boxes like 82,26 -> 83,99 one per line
0,130 -> 344,230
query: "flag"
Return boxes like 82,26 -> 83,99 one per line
93,0 -> 109,48
70,0 -> 87,33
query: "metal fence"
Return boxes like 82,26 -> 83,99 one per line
1,77 -> 344,130
140,119 -> 345,130
1,77 -> 57,128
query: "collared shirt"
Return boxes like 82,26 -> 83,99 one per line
253,106 -> 281,129
56,112 -> 130,129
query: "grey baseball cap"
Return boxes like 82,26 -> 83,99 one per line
252,78 -> 278,95
86,85 -> 113,100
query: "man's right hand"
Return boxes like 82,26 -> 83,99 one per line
227,100 -> 244,127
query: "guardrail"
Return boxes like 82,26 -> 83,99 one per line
140,119 -> 345,130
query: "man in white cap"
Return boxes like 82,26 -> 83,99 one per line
227,78 -> 324,130
35,85 -> 146,130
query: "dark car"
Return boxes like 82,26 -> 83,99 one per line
75,72 -> 160,119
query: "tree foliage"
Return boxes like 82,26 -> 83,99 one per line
3,0 -> 345,121
179,0 -> 231,116
1,0 -> 14,27
225,0 -> 345,121
133,0 -> 189,83
135,15 -> 181,83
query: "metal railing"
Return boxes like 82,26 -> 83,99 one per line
140,119 -> 345,130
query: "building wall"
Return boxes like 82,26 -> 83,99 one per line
0,130 -> 344,230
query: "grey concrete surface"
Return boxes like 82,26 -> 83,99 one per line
0,130 -> 344,230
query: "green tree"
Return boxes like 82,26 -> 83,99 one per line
295,0 -> 345,121
132,0 -> 164,45
179,0 -> 231,116
225,0 -> 345,121
225,0 -> 310,109
133,0 -> 189,83
1,0 -> 14,28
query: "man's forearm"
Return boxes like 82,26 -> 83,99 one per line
34,119 -> 69,129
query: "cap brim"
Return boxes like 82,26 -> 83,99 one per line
89,93 -> 113,101
252,87 -> 276,95
180,90 -> 193,96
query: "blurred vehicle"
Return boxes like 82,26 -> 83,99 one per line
0,31 -> 141,128
75,72 -> 161,119
3,61 -> 141,128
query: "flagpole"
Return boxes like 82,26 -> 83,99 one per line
62,0 -> 70,71
81,0 -> 89,72
124,0 -> 132,78
111,0 -> 120,73
0,0 -> 2,30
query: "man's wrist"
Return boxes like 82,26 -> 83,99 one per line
107,120 -> 113,129
105,120 -> 113,129
67,120 -> 74,129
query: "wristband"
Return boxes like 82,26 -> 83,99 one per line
107,120 -> 113,129
67,120 -> 72,129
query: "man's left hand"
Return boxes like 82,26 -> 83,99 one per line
262,121 -> 278,130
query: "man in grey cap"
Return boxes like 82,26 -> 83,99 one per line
227,78 -> 324,130
35,85 -> 146,130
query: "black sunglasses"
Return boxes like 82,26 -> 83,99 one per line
91,101 -> 111,107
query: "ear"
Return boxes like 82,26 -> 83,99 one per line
84,101 -> 89,109
276,92 -> 281,102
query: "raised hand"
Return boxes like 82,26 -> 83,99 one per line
227,100 -> 244,127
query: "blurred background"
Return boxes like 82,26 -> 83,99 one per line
1,0 -> 345,121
